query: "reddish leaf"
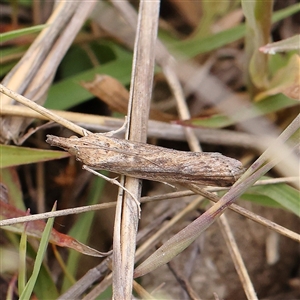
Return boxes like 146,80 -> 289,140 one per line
0,201 -> 109,257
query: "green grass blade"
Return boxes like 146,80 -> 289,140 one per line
169,24 -> 245,57
243,183 -> 300,217
45,55 -> 132,110
32,263 -> 59,299
0,25 -> 47,43
272,3 -> 300,22
0,145 -> 70,168
19,203 -> 56,300
0,168 -> 25,211
166,3 -> 300,58
18,224 -> 28,295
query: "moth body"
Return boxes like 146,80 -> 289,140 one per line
46,134 -> 244,187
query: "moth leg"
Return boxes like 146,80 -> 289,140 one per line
102,116 -> 128,137
82,165 -> 141,217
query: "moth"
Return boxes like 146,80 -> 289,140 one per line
46,134 -> 244,187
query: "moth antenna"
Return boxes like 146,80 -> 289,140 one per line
82,165 -> 141,217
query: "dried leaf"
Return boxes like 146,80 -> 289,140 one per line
81,75 -> 175,122
255,54 -> 300,101
0,201 -> 109,257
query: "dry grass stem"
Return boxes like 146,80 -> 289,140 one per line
135,196 -> 205,263
132,280 -> 156,299
162,64 -> 203,152
1,103 -> 265,149
1,177 -> 298,243
218,214 -> 258,300
81,273 -> 113,300
0,84 -> 90,137
0,1 -> 96,142
189,184 -> 300,242
1,2 -> 299,299
167,260 -> 203,300
112,2 -> 160,299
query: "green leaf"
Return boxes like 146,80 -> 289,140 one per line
169,23 -> 246,58
0,62 -> 16,76
18,221 -> 28,295
0,45 -> 28,58
255,54 -> 300,101
181,114 -> 232,129
192,1 -> 235,39
59,45 -> 94,78
0,145 -> 70,168
19,203 -> 56,300
59,42 -> 118,79
32,264 -> 59,300
45,50 -> 133,110
240,193 -> 284,208
166,3 -> 300,58
0,46 -> 27,76
0,168 -> 25,210
0,25 -> 47,43
242,183 -> 300,217
272,3 -> 300,23
242,0 -> 273,90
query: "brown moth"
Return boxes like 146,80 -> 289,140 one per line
46,134 -> 244,187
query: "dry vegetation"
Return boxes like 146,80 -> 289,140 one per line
0,1 -> 299,300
